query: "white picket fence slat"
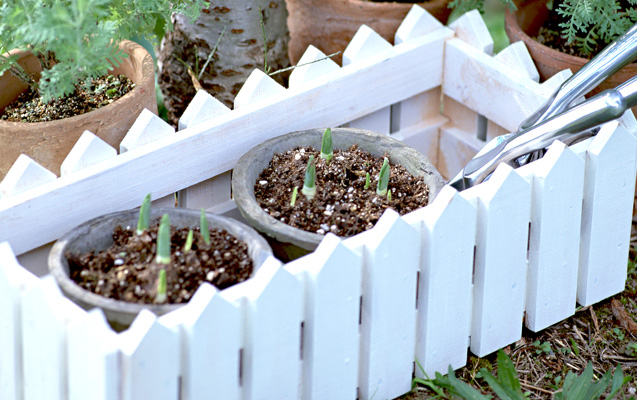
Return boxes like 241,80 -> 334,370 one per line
0,5 -> 636,400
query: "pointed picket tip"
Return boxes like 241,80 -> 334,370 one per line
539,69 -> 572,98
395,4 -> 444,44
475,162 -> 531,204
494,41 -> 540,82
119,309 -> 160,354
178,89 -> 231,131
119,108 -> 176,153
61,130 -> 117,176
240,256 -> 288,301
0,241 -> 38,285
288,45 -> 341,88
531,140 -> 583,180
449,9 -> 494,55
365,208 -> 420,259
234,68 -> 287,110
0,154 -> 57,198
342,24 -> 393,66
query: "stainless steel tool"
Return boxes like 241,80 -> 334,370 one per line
448,23 -> 637,191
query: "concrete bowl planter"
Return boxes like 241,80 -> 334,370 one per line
232,127 -> 445,261
0,40 -> 157,179
49,207 -> 272,331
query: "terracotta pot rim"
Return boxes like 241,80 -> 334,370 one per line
0,39 -> 154,127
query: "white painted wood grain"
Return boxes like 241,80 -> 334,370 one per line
61,131 -> 117,176
518,141 -> 585,332
285,234 -> 362,400
493,41 -> 540,82
344,209 -> 419,400
462,164 -> 530,356
159,283 -> 242,400
67,309 -> 119,400
288,45 -> 341,88
449,10 -> 494,55
178,89 -> 231,130
576,122 -> 637,306
21,275 -> 86,400
119,309 -> 180,400
120,108 -> 176,153
0,242 -> 38,400
0,155 -> 57,198
403,186 -> 475,375
395,4 -> 445,44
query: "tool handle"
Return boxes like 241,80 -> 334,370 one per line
519,23 -> 637,131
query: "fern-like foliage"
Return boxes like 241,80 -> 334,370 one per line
556,0 -> 637,56
0,0 -> 205,102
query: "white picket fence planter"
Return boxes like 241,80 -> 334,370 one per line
1,7 -> 636,400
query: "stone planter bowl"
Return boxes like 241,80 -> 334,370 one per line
232,127 -> 445,261
49,207 -> 273,331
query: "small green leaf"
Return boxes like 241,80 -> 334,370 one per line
301,155 -> 317,200
184,229 -> 194,253
155,269 -> 167,303
377,157 -> 390,196
200,208 -> 210,245
136,193 -> 151,234
608,365 -> 626,399
364,172 -> 371,189
155,214 -> 171,264
320,127 -> 333,162
446,366 -> 491,399
290,186 -> 298,206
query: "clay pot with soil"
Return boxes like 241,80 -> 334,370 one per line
0,40 -> 157,179
232,127 -> 444,261
286,0 -> 453,65
504,0 -> 637,103
49,205 -> 272,330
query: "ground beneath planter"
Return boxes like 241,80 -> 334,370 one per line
1,74 -> 135,122
254,144 -> 430,238
66,218 -> 253,304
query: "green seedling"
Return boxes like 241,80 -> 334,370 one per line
200,208 -> 211,245
184,229 -> 194,253
155,269 -> 167,304
320,127 -> 333,163
376,157 -> 390,196
301,155 -> 317,200
155,214 -> 171,265
364,172 -> 371,189
290,186 -> 299,206
387,190 -> 392,202
136,193 -> 151,234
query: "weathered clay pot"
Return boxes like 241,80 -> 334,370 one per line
232,127 -> 445,261
0,40 -> 158,179
504,0 -> 637,103
49,207 -> 272,331
286,0 -> 453,65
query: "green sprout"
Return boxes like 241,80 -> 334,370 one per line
155,214 -> 171,265
387,190 -> 392,202
184,229 -> 194,253
377,157 -> 390,196
136,193 -> 151,235
290,186 -> 299,206
320,127 -> 333,163
301,155 -> 317,200
155,269 -> 167,304
364,172 -> 371,189
200,209 -> 211,245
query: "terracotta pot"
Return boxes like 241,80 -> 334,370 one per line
49,207 -> 273,331
0,40 -> 158,179
232,127 -> 445,262
504,0 -> 637,102
286,0 -> 453,65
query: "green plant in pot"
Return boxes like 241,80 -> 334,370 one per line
0,0 -> 204,179
232,127 -> 445,262
48,194 -> 273,331
503,0 -> 637,101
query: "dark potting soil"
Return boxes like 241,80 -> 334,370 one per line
254,144 -> 429,238
66,219 -> 253,305
1,74 -> 135,123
